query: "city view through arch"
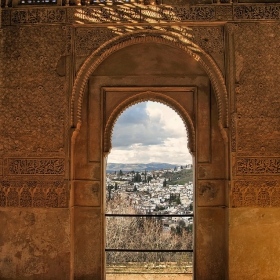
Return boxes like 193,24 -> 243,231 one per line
105,101 -> 194,279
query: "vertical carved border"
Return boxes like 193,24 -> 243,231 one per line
0,159 -> 3,176
225,23 -> 237,154
231,113 -> 237,153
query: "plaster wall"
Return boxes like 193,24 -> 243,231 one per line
229,208 -> 280,280
0,209 -> 70,280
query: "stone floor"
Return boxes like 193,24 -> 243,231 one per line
107,274 -> 193,280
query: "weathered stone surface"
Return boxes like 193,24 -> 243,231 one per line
229,208 -> 280,280
197,180 -> 226,207
73,207 -> 102,280
196,207 -> 226,280
73,180 -> 100,207
0,208 -> 70,280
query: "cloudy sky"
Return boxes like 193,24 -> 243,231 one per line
108,101 -> 192,165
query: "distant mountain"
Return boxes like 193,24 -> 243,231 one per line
106,162 -> 186,172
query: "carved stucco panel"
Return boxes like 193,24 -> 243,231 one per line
75,27 -> 116,57
2,4 -> 280,26
191,26 -> 224,55
232,180 -> 280,208
233,23 -> 280,156
5,158 -> 65,176
0,26 -> 68,154
235,157 -> 280,176
74,25 -> 225,74
0,180 -> 68,208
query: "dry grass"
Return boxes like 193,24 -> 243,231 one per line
107,274 -> 193,280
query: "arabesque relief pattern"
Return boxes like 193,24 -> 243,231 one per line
6,158 -> 65,175
236,158 -> 280,175
0,181 -> 67,208
0,25 -> 69,208
233,23 -> 280,156
2,4 -> 280,26
75,25 -> 224,58
232,180 -> 280,208
72,30 -> 228,130
230,22 -> 280,208
0,26 -> 68,154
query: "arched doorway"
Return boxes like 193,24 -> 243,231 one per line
70,33 -> 229,280
105,100 -> 194,278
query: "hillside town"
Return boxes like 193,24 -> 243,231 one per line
106,164 -> 193,232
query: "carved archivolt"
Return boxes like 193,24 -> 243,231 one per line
104,91 -> 195,155
71,29 -> 228,131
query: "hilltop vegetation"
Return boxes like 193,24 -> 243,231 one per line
107,162 -> 190,172
108,164 -> 193,186
165,167 -> 193,185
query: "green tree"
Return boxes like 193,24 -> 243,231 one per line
175,197 -> 181,205
134,172 -> 141,182
163,178 -> 167,187
186,223 -> 193,233
144,170 -> 147,183
189,202 -> 193,211
107,184 -> 114,200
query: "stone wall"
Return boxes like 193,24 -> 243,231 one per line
0,24 -> 71,279
0,2 -> 280,279
229,22 -> 280,279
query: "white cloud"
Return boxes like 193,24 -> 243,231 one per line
109,101 -> 192,165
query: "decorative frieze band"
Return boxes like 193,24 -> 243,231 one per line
0,180 -> 68,208
236,157 -> 280,175
6,158 -> 65,176
232,180 -> 280,208
233,5 -> 280,20
2,4 -> 280,26
6,8 -> 66,25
